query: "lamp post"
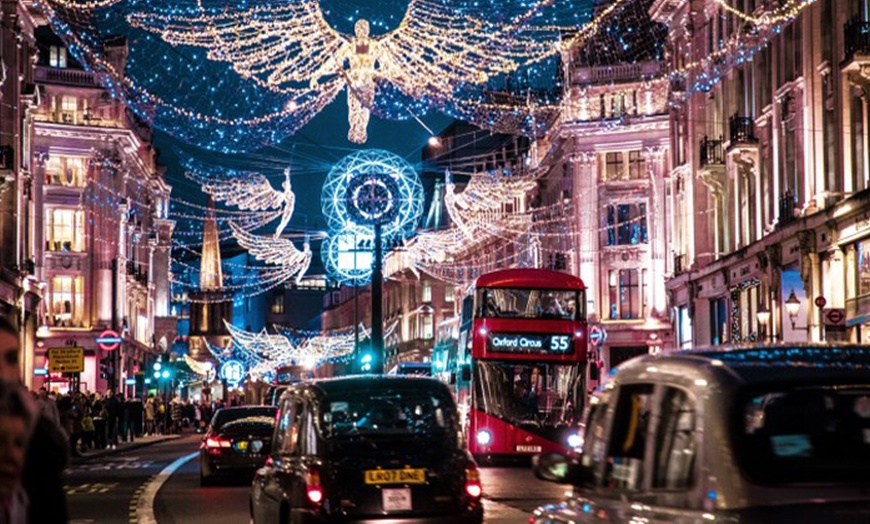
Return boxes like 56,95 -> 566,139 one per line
785,289 -> 802,330
756,303 -> 771,342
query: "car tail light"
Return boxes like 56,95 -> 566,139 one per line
205,437 -> 231,449
465,463 -> 482,498
306,467 -> 323,505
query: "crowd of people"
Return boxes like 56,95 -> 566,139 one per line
35,389 -> 221,456
0,317 -> 236,523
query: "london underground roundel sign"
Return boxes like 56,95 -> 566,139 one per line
96,330 -> 122,351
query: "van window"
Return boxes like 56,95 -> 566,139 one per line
275,399 -> 295,455
605,384 -> 654,490
288,398 -> 304,455
737,384 -> 870,484
652,387 -> 696,489
580,390 -> 612,478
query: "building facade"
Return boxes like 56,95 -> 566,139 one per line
2,5 -> 175,392
536,56 -> 674,371
655,0 -> 870,347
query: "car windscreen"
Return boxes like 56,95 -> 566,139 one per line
212,407 -> 277,432
321,386 -> 457,442
736,383 -> 870,484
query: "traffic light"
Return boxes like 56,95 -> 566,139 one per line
99,357 -> 113,380
359,352 -> 374,373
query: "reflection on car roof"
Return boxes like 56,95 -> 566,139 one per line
612,345 -> 870,385
302,375 -> 446,395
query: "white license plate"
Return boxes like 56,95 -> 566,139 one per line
516,445 -> 542,453
382,488 -> 412,512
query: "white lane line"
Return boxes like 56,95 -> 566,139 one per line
135,452 -> 198,524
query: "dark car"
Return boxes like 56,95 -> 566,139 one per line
200,405 -> 278,486
251,376 -> 484,524
266,385 -> 290,406
531,346 -> 870,523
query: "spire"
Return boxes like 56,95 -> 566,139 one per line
199,196 -> 223,290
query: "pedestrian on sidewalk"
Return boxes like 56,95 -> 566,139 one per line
105,391 -> 120,449
0,318 -> 68,524
80,407 -> 95,451
121,396 -> 135,443
170,398 -> 182,434
144,395 -> 155,436
93,394 -> 107,451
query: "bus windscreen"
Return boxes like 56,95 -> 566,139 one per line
478,288 -> 580,321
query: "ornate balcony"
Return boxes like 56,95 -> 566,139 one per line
34,66 -> 101,88
699,136 -> 724,167
728,115 -> 757,145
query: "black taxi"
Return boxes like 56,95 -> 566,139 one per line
250,376 -> 484,523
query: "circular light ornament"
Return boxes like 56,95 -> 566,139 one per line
322,149 -> 423,239
220,360 -> 246,385
322,227 -> 375,286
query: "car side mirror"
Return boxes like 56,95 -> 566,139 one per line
532,452 -> 594,486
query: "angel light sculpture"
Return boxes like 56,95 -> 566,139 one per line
126,0 -> 561,144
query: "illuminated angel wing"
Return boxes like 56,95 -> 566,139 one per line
198,174 -> 286,211
127,0 -> 348,92
376,0 -> 561,98
229,222 -> 312,281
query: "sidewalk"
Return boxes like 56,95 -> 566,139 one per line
70,433 -> 183,463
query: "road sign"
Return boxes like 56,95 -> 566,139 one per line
814,296 -> 827,309
96,330 -> 122,351
589,325 -> 607,347
48,347 -> 84,373
824,308 -> 846,326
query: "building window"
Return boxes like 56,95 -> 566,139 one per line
678,306 -> 692,349
710,297 -> 728,345
45,156 -> 87,187
628,150 -> 645,179
608,269 -> 641,320
49,275 -> 85,327
421,314 -> 434,340
604,203 -> 648,246
60,96 -> 77,124
604,152 -> 624,180
49,46 -> 67,68
422,282 -> 432,303
46,208 -> 85,252
271,294 -> 285,315
444,285 -> 454,303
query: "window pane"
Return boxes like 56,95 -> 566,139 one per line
606,384 -> 654,490
653,388 -> 696,489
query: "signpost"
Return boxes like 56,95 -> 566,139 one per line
96,330 -> 122,351
589,325 -> 607,347
48,347 -> 84,373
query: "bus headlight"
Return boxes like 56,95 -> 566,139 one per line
476,430 -> 492,446
567,433 -> 583,449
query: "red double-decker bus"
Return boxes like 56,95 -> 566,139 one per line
440,268 -> 588,461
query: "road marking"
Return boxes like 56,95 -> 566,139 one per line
135,452 -> 197,524
65,482 -> 119,495
483,498 -> 531,522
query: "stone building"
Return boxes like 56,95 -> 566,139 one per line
654,0 -> 870,346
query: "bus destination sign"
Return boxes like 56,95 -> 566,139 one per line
487,332 -> 573,355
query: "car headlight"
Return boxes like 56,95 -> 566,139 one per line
567,433 -> 583,449
476,429 -> 492,446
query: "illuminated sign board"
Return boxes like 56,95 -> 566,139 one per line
487,333 -> 574,355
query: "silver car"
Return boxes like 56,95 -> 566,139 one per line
531,347 -> 870,523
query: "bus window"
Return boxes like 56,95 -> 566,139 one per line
479,288 -> 581,321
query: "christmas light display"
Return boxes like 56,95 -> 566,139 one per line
189,164 -> 296,239
229,222 -> 312,284
40,0 -> 599,151
322,149 -> 422,285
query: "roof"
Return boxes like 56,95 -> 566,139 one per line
474,268 -> 586,290
614,346 -> 870,387
304,375 -> 448,396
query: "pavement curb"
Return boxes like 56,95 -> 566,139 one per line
70,435 -> 182,463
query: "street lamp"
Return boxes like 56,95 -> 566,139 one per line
785,289 -> 801,329
756,303 -> 771,342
